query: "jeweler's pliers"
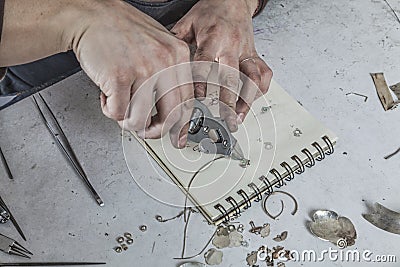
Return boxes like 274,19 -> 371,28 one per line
0,233 -> 32,258
188,99 -> 245,161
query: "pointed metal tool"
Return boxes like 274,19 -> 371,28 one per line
0,147 -> 13,180
0,196 -> 26,241
32,94 -> 104,207
0,233 -> 32,259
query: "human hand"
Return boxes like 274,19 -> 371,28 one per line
70,0 -> 193,148
171,0 -> 272,132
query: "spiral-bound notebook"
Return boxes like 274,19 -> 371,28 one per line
131,80 -> 337,225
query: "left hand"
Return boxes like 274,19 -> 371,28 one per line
171,0 -> 273,132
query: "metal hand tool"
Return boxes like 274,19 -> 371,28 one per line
0,147 -> 13,180
0,263 -> 106,266
0,233 -> 32,258
0,196 -> 26,241
188,99 -> 245,161
32,94 -> 104,207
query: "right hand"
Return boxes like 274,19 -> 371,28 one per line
69,0 -> 194,148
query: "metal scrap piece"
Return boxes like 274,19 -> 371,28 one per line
309,210 -> 357,247
370,73 -> 400,111
246,251 -> 258,266
212,235 -> 230,249
178,262 -> 206,267
228,230 -> 243,248
262,191 -> 298,220
204,248 -> 223,265
272,246 -> 284,259
363,202 -> 400,235
260,224 -> 271,238
273,231 -> 288,242
384,147 -> 400,160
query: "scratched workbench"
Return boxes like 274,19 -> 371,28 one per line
0,0 -> 399,266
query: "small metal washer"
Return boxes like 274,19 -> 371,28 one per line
124,232 -> 133,239
121,244 -> 129,251
126,238 -> 134,245
116,237 -> 124,243
139,225 -> 148,232
114,246 -> 122,253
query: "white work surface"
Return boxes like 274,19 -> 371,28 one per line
1,0 -> 399,266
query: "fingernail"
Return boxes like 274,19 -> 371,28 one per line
237,113 -> 245,124
178,134 -> 188,148
137,131 -> 145,139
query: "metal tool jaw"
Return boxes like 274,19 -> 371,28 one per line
188,99 -> 244,160
0,234 -> 32,258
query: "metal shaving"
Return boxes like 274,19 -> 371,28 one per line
228,230 -> 243,248
204,248 -> 223,265
277,262 -> 286,267
260,224 -> 271,238
273,231 -> 288,242
246,251 -> 258,266
212,234 -> 230,249
272,246 -> 284,259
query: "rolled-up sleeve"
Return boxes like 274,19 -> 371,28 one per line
0,0 -> 6,80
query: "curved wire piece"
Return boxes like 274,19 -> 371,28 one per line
281,161 -> 295,181
262,190 -> 298,220
312,142 -> 325,161
291,155 -> 305,174
237,189 -> 251,209
248,183 -> 263,202
226,197 -> 241,217
322,136 -> 334,155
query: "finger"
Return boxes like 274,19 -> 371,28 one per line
236,57 -> 261,123
192,39 -> 219,99
139,70 -> 182,139
119,78 -> 155,133
170,64 -> 195,148
101,78 -> 132,121
254,57 -> 273,99
171,18 -> 195,44
219,55 -> 241,132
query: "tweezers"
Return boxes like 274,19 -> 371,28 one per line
0,196 -> 26,241
32,94 -> 104,207
0,233 -> 32,258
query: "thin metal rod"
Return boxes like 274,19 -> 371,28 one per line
0,196 -> 26,241
0,147 -> 13,180
0,263 -> 106,266
31,94 -> 104,207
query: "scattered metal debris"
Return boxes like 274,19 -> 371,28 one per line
114,247 -> 122,253
273,231 -> 288,242
241,241 -> 249,247
249,221 -> 269,235
121,244 -> 128,251
370,73 -> 400,111
293,128 -> 302,137
228,230 -> 243,248
204,248 -> 223,265
363,202 -> 400,235
262,191 -> 298,220
309,210 -> 357,247
139,225 -> 148,232
116,237 -> 124,244
0,206 -> 10,224
237,224 -> 244,233
246,251 -> 258,266
178,262 -> 206,267
212,234 -> 230,249
126,238 -> 134,245
264,142 -> 274,150
384,147 -> 400,159
277,262 -> 286,267
272,246 -> 284,259
345,92 -> 368,102
124,232 -> 132,239
260,224 -> 271,238
239,159 -> 251,168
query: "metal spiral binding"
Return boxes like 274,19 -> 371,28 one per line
322,136 -> 334,155
291,155 -> 305,174
213,135 -> 335,223
270,168 -> 285,188
226,196 -> 241,217
237,189 -> 251,209
301,148 -> 315,167
281,161 -> 295,181
312,142 -> 325,161
248,182 -> 263,202
214,204 -> 230,222
259,175 -> 274,195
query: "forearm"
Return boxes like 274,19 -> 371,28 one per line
0,0 -> 94,67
